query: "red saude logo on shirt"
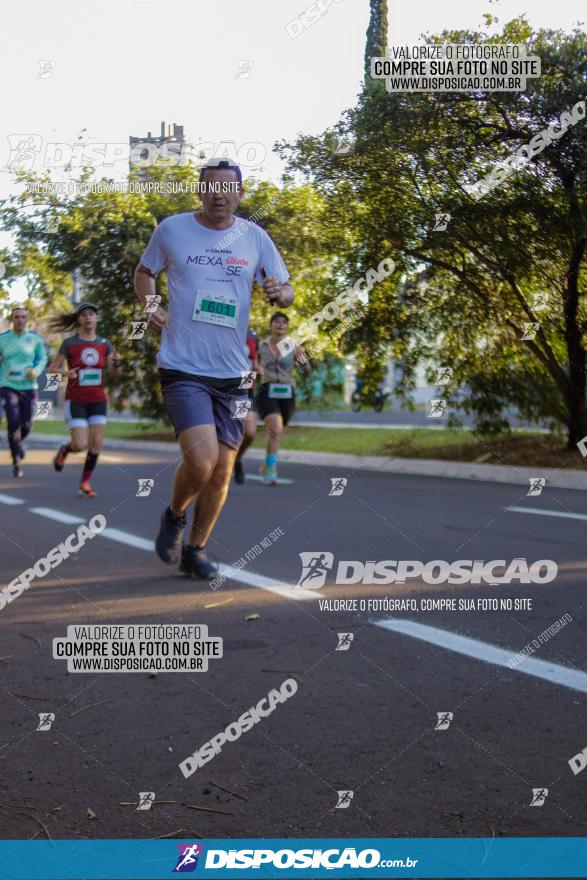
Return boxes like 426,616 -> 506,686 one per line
226,257 -> 249,265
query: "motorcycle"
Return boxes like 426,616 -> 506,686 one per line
351,381 -> 390,413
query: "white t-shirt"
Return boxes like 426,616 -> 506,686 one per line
141,212 -> 289,378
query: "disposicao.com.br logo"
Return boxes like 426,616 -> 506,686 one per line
296,553 -> 557,588
194,846 -> 415,870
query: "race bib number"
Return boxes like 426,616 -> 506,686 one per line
193,290 -> 239,328
78,368 -> 102,386
268,383 -> 292,399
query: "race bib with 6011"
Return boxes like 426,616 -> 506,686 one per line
193,290 -> 239,328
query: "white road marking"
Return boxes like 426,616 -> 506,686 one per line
216,564 -> 318,602
245,474 -> 295,485
0,493 -> 25,505
100,527 -> 154,551
30,508 -> 153,551
27,507 -> 316,601
507,505 -> 587,522
30,507 -> 82,525
373,619 -> 587,694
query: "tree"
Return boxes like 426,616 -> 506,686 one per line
364,0 -> 389,82
280,18 -> 587,446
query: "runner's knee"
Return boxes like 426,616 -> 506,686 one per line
244,421 -> 256,442
209,460 -> 234,490
182,457 -> 215,485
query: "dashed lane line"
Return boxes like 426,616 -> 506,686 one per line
373,618 -> 587,694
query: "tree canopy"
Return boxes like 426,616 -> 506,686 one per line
279,18 -> 587,444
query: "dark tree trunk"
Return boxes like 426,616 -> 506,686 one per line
563,190 -> 586,448
565,350 -> 587,448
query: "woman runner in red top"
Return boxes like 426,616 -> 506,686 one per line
46,303 -> 121,496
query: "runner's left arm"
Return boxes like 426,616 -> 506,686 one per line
257,230 -> 294,308
27,335 -> 48,380
294,345 -> 311,374
263,277 -> 294,308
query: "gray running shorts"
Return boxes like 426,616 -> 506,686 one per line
159,369 -> 249,450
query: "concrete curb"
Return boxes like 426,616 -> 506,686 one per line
27,433 -> 587,489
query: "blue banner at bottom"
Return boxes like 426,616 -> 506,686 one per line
0,838 -> 585,879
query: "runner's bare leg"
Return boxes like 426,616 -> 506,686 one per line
235,409 -> 257,461
265,412 -> 284,455
171,424 -> 218,515
188,442 -> 237,547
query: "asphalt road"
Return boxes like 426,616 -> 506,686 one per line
0,444 -> 585,844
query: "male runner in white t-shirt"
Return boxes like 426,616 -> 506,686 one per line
134,158 -> 294,579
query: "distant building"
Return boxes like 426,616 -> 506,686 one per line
129,121 -> 190,173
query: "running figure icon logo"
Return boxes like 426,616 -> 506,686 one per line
336,633 -> 354,651
432,212 -> 451,231
428,399 -> 446,418
232,399 -> 252,419
522,322 -> 539,340
532,292 -> 549,312
238,370 -> 256,390
334,134 -> 353,154
335,790 -> 354,809
329,478 -> 347,496
136,479 -> 155,497
4,135 -> 42,172
44,373 -> 61,391
37,60 -> 56,79
36,713 -> 55,731
144,294 -> 161,314
296,552 -> 334,589
129,321 -> 148,340
174,843 -> 204,872
34,400 -> 53,419
435,712 -> 453,730
530,788 -> 548,806
435,366 -> 453,385
527,478 -> 546,496
136,792 -> 155,811
235,59 -> 254,79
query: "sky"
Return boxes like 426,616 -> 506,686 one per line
0,0 -> 584,299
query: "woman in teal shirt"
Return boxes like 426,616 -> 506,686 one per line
0,305 -> 48,478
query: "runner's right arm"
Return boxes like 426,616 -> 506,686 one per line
27,335 -> 48,380
46,351 -> 77,380
133,263 -> 168,332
